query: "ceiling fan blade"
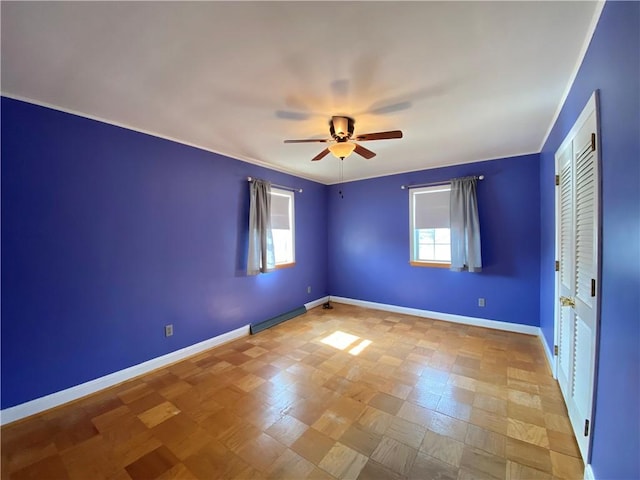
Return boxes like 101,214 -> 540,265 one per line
368,101 -> 412,116
284,138 -> 331,144
354,143 -> 376,159
354,130 -> 403,141
312,148 -> 330,161
276,110 -> 311,121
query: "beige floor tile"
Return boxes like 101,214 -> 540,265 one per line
370,436 -> 418,476
507,418 -> 550,448
312,410 -> 352,440
470,407 -> 508,435
506,460 -> 552,479
457,466 -> 499,480
550,450 -> 584,479
233,373 -> 266,392
508,390 -> 542,410
356,406 -> 394,435
408,452 -> 458,480
137,402 -> 180,429
291,428 -> 336,465
154,462 -> 200,480
448,373 -> 478,392
329,397 -> 367,421
508,378 -> 541,395
505,437 -> 552,473
368,392 -> 404,415
124,445 -> 180,480
420,430 -> 465,467
236,433 -> 286,472
266,414 -> 308,447
473,393 -> 508,416
397,401 -> 432,428
442,385 -> 476,405
267,448 -> 315,479
547,429 -> 581,458
508,401 -> 546,427
111,430 -> 163,467
460,445 -> 507,480
544,412 -> 573,434
436,396 -> 473,422
407,386 -> 441,409
427,410 -> 469,442
306,466 -> 337,479
465,424 -> 506,457
356,459 -> 404,480
217,418 -> 261,454
319,442 -> 369,480
385,416 -> 426,449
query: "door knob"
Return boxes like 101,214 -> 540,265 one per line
560,296 -> 575,307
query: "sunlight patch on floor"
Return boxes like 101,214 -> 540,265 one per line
321,331 -> 372,356
348,339 -> 372,356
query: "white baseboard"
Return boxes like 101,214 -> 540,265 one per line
305,296 -> 330,310
584,464 -> 595,480
0,324 -> 249,426
539,330 -> 557,378
329,296 -> 540,336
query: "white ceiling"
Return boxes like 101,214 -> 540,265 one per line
2,1 -> 600,184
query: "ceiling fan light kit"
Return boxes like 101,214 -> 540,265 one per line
284,115 -> 403,162
328,142 -> 356,160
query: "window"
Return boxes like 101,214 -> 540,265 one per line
270,187 -> 295,267
410,185 -> 451,267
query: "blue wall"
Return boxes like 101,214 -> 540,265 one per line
328,154 -> 541,327
539,2 -> 640,478
1,98 -> 329,409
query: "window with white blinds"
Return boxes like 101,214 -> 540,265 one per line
410,185 -> 451,266
270,188 -> 295,266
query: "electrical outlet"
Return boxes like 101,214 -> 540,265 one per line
478,298 -> 486,307
307,286 -> 312,294
165,324 -> 174,337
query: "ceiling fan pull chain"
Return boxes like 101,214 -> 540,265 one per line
339,158 -> 344,199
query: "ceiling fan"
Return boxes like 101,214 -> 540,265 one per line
284,116 -> 403,161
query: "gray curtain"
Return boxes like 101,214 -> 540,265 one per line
450,176 -> 482,272
247,179 -> 275,275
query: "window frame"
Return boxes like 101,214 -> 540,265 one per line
409,185 -> 452,268
270,187 -> 296,269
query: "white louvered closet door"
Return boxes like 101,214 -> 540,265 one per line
555,93 -> 599,462
557,140 -> 574,402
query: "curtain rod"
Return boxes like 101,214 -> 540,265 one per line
247,176 -> 303,193
400,175 -> 484,190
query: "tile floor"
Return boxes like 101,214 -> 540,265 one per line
1,304 -> 584,479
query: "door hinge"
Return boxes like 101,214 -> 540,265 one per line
555,260 -> 559,272
554,345 -> 558,356
591,278 -> 596,297
555,174 -> 560,186
584,419 -> 590,436
591,133 -> 596,152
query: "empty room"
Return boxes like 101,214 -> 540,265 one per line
1,2 -> 638,480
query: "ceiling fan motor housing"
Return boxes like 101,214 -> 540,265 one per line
330,116 -> 355,141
